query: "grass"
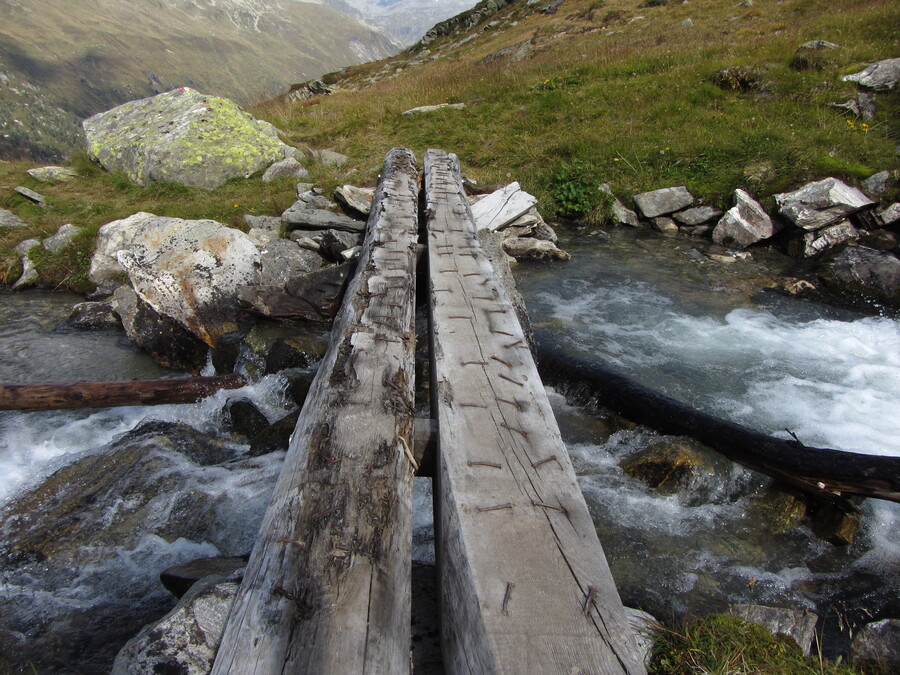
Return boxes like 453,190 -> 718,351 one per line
1,0 -> 898,292
648,614 -> 874,674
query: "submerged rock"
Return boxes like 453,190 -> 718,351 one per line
620,438 -> 733,504
819,245 -> 900,306
83,88 -> 286,189
160,556 -> 248,599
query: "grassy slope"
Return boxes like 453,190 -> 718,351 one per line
257,0 -> 899,215
1,0 -> 898,290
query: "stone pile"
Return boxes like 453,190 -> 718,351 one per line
601,173 -> 898,306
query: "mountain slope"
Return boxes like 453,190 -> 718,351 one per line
0,0 -> 397,160
323,0 -> 479,45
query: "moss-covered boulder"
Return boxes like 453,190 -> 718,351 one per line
82,88 -> 287,189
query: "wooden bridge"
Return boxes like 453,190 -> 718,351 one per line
210,148 -> 646,674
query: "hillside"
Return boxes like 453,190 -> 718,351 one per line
323,0 -> 480,45
0,0 -> 397,161
259,0 -> 898,215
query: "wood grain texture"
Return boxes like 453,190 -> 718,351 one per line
211,147 -> 420,675
424,149 -> 645,675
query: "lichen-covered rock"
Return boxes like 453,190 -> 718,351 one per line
712,189 -> 775,249
633,186 -> 694,219
819,245 -> 900,306
83,88 -> 285,189
842,58 -> 900,91
775,178 -> 875,230
26,166 -> 78,182
91,213 -> 260,346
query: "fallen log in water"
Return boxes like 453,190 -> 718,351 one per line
534,336 -> 900,504
0,374 -> 247,412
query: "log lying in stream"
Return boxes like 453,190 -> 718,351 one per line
534,336 -> 900,504
0,374 -> 247,412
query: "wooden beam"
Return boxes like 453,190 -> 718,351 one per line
0,375 -> 246,412
424,149 -> 645,674
211,147 -> 420,674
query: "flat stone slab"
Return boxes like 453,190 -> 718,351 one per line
15,186 -> 46,207
282,205 -> 366,232
633,186 -> 693,218
469,181 -> 538,231
775,177 -> 874,230
26,166 -> 78,182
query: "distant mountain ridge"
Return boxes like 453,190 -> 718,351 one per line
0,0 -> 398,160
319,0 -> 478,45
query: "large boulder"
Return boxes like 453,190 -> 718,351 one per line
82,88 -> 286,189
257,238 -> 326,288
819,246 -> 900,305
775,178 -> 875,231
91,213 -> 260,346
633,186 -> 694,219
712,189 -> 775,249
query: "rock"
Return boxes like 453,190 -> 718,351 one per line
620,438 -> 732,505
282,205 -> 366,233
335,185 -> 375,217
248,410 -> 301,457
15,185 -> 46,207
842,58 -> 900,91
26,166 -> 78,182
878,203 -> 900,226
258,238 -> 325,288
241,262 -> 356,322
261,157 -> 309,183
68,300 -> 120,330
264,337 -> 317,374
862,170 -> 891,197
243,215 -> 283,232
789,220 -> 859,258
289,231 -> 322,252
114,285 -> 209,372
284,79 -> 332,104
651,216 -> 679,235
340,246 -> 361,261
789,40 -> 840,71
0,207 -> 28,228
112,575 -> 239,675
12,255 -> 38,290
247,228 -> 278,247
820,246 -> 900,305
255,119 -> 282,140
97,213 -> 260,346
317,229 -> 361,262
14,238 -> 40,256
830,92 -> 877,121
160,556 -> 248,599
83,88 -> 285,189
728,604 -> 819,654
775,178 -> 875,231
41,223 -> 82,253
674,205 -> 723,226
470,182 -> 538,232
858,229 -> 898,251
633,186 -> 694,219
851,618 -> 900,669
746,484 -> 808,534
810,500 -> 861,545
532,220 -> 559,244
600,184 -> 641,227
296,186 -> 337,210
401,103 -> 467,116
624,607 -> 659,668
223,399 -> 270,439
307,148 -> 348,167
502,237 -> 571,261
712,189 -> 775,249
681,224 -> 713,237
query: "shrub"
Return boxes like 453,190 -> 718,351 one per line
550,160 -> 607,220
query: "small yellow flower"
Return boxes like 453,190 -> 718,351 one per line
233,203 -> 239,207
665,146 -> 670,150
613,157 -> 620,161
861,123 -> 870,132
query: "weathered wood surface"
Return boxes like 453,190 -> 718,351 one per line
535,342 -> 900,504
424,149 -> 645,674
211,147 -> 420,674
0,374 -> 245,411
